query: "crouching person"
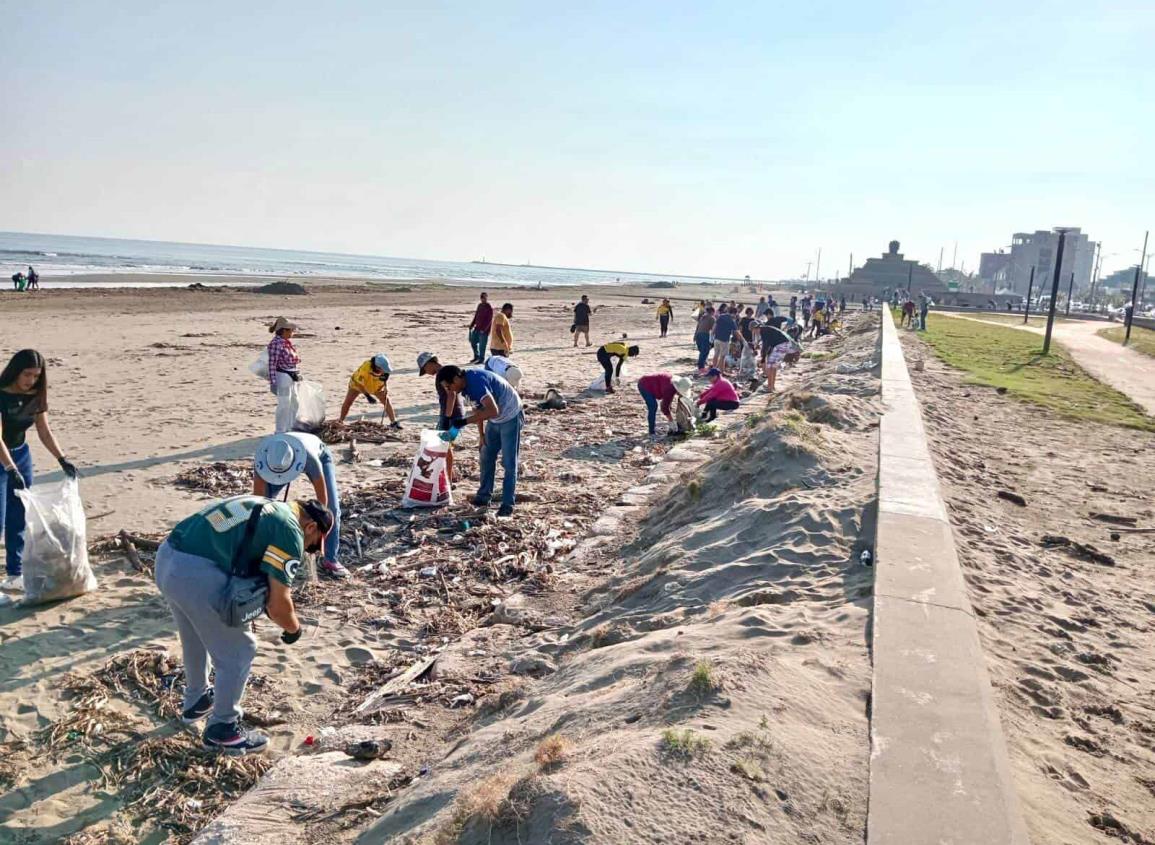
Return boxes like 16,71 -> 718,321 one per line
155,495 -> 333,755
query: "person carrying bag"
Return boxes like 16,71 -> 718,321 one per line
155,495 -> 332,755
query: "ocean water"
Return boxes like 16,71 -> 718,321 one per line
0,231 -> 735,289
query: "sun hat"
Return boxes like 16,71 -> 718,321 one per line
269,316 -> 298,333
371,354 -> 392,374
254,434 -> 307,486
672,375 -> 693,397
417,352 -> 438,374
503,365 -> 523,389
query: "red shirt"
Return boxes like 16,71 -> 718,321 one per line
470,301 -> 494,333
637,373 -> 677,415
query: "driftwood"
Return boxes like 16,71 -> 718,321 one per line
1089,512 -> 1138,526
119,531 -> 144,572
355,656 -> 438,714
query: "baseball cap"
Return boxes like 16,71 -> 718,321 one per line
371,354 -> 392,373
706,367 -> 721,378
416,352 -> 437,374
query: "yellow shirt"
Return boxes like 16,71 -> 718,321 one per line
490,312 -> 513,351
656,303 -> 673,317
812,310 -> 826,326
603,341 -> 629,357
349,360 -> 386,395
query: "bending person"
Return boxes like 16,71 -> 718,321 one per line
697,368 -> 740,422
156,495 -> 332,754
636,373 -> 692,438
339,354 -> 400,427
0,350 -> 79,593
253,432 -> 349,579
596,340 -> 639,393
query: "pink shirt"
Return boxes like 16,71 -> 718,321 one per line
697,377 -> 739,405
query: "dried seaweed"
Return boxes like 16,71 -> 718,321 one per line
318,419 -> 406,445
172,461 -> 252,496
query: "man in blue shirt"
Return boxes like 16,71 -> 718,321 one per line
711,305 -> 738,371
436,365 -> 524,517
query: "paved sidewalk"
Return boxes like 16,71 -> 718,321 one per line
939,314 -> 1155,416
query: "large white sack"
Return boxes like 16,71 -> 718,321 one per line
16,478 -> 97,605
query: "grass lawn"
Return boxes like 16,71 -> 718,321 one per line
914,313 -> 1155,431
1097,324 -> 1155,359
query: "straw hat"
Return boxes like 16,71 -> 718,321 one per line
254,434 -> 307,486
269,316 -> 298,334
672,376 -> 692,397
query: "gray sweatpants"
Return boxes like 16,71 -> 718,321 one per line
155,541 -> 257,726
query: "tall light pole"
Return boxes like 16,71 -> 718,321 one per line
1042,229 -> 1069,355
1125,230 -> 1149,345
1023,266 -> 1036,324
1089,242 -> 1102,312
815,248 -> 822,284
1065,272 -> 1075,316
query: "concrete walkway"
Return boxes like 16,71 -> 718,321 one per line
868,309 -> 1029,845
940,313 -> 1155,416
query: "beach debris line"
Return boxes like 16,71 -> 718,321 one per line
318,418 -> 406,445
1040,534 -> 1116,567
172,461 -> 251,495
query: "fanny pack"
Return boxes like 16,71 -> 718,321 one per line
216,503 -> 269,628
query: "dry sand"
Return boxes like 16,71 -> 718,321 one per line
0,280 -> 879,844
901,329 -> 1155,845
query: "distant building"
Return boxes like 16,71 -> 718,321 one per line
1098,267 -> 1150,293
842,240 -> 945,298
993,228 -> 1096,296
979,250 -> 1010,289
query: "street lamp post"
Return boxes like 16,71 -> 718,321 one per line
1125,230 -> 1149,346
1042,230 -> 1068,355
1065,272 -> 1074,316
1023,266 -> 1035,324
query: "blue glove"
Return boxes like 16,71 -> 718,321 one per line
439,426 -> 460,443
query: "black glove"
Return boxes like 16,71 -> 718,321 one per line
365,394 -> 378,404
58,457 -> 79,479
5,468 -> 26,491
287,371 -> 302,382
281,627 -> 302,645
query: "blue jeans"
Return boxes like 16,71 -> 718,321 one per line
0,444 -> 33,576
469,329 -> 489,361
638,386 -> 659,434
694,332 -> 712,369
919,310 -> 928,330
265,445 -> 341,564
477,413 -> 522,509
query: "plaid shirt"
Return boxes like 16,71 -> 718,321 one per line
267,335 -> 300,391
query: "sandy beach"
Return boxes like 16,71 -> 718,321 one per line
1,278 -> 885,844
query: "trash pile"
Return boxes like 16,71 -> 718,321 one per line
172,461 -> 252,495
318,419 -> 407,445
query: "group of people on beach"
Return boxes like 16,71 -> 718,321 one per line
9,266 -> 40,292
0,285 -> 833,756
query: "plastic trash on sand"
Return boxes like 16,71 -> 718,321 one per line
276,380 -> 326,433
248,349 -> 269,380
401,430 -> 453,508
15,479 -> 97,605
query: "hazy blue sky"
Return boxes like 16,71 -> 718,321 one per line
3,1 -> 1153,279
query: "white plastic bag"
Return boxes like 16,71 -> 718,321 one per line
276,380 -> 326,433
401,430 -> 453,508
249,349 -> 269,380
15,479 -> 97,605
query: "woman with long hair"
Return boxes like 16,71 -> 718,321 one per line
0,349 -> 79,592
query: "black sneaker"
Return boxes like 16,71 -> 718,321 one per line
203,721 -> 269,756
497,505 -> 514,518
471,496 -> 490,508
181,690 -> 214,724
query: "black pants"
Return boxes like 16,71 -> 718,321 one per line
702,398 -> 739,422
596,348 -> 619,389
659,315 -> 670,336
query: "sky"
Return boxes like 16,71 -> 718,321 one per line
2,0 -> 1153,280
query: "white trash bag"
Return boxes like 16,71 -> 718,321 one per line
276,380 -> 326,433
15,479 -> 97,605
401,430 -> 453,508
249,349 -> 269,380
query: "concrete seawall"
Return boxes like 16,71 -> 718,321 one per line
867,309 -> 1030,844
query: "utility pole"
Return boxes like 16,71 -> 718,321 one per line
1125,230 -> 1149,346
907,262 -> 913,294
1089,242 -> 1102,312
1023,266 -> 1035,324
1042,230 -> 1068,355
952,241 -> 958,270
1065,272 -> 1075,315
938,247 -> 944,274
815,248 -> 822,284
849,253 -> 853,277
804,261 -> 812,282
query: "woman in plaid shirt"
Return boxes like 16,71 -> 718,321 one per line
267,317 -> 301,394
